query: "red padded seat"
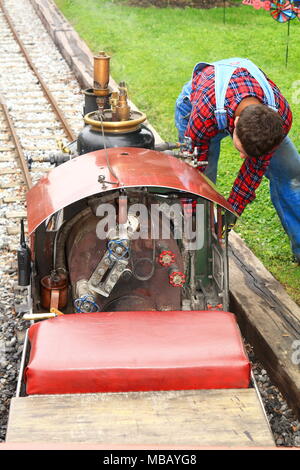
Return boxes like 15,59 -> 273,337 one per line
24,310 -> 250,395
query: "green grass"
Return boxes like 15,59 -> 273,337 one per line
55,0 -> 300,303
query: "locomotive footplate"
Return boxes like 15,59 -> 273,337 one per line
5,309 -> 274,447
6,388 -> 274,447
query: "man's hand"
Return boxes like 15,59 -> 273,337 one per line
222,212 -> 237,238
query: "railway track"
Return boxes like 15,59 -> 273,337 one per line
0,0 -> 82,440
0,0 -> 299,447
0,0 -> 82,241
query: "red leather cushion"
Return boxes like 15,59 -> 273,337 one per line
25,310 -> 250,395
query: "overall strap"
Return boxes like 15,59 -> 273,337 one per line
238,59 -> 277,111
213,57 -> 277,130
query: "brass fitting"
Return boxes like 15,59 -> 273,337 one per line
109,91 -> 119,121
93,51 -> 111,96
84,54 -> 147,132
116,81 -> 131,121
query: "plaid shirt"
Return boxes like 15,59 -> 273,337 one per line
186,65 -> 292,215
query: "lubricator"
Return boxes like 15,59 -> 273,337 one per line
78,51 -> 155,154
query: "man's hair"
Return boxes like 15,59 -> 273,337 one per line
235,104 -> 285,158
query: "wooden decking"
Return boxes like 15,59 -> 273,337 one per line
6,389 -> 274,447
229,232 -> 300,417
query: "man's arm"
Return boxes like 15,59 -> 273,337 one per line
185,104 -> 218,170
227,152 -> 273,215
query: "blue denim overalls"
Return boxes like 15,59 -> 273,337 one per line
175,58 -> 300,261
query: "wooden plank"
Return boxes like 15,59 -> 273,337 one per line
5,211 -> 27,219
0,182 -> 20,189
3,197 -> 25,203
0,146 -> 15,151
0,168 -> 20,175
30,0 -> 300,421
8,244 -> 18,252
228,231 -> 300,419
30,167 -> 51,172
0,155 -> 15,161
6,226 -> 21,235
6,389 -> 274,447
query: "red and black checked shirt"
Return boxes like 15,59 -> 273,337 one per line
186,65 -> 292,215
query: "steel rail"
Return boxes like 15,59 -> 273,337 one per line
0,0 -> 76,143
0,91 -> 33,190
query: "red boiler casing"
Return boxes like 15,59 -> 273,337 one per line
26,147 -> 237,235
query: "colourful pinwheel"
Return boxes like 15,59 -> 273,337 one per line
242,0 -> 299,66
270,1 -> 297,22
242,0 -> 300,16
292,0 -> 300,18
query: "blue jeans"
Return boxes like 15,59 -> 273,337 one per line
265,136 -> 300,261
180,130 -> 300,260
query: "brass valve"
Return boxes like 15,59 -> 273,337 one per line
169,268 -> 186,287
159,250 -> 176,267
109,91 -> 119,121
116,81 -> 131,121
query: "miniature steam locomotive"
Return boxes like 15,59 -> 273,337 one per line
5,53 -> 274,446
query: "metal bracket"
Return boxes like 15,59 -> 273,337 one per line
88,257 -> 129,297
